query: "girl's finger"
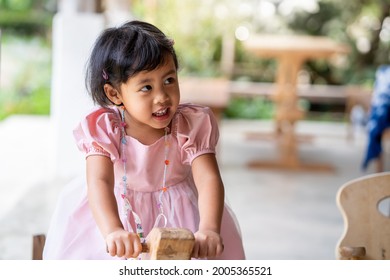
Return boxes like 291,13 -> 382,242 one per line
197,241 -> 208,259
131,237 -> 142,258
192,242 -> 200,259
216,242 -> 224,256
106,242 -> 117,257
207,243 -> 217,258
122,238 -> 134,259
115,241 -> 125,257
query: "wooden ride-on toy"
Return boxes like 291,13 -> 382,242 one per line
32,228 -> 195,260
141,227 -> 195,260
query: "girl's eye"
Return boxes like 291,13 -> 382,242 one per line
164,77 -> 175,85
140,85 -> 152,92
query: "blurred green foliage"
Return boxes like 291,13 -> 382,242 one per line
285,0 -> 388,87
224,97 -> 274,119
1,0 -> 389,120
0,0 -> 55,35
133,0 -> 389,86
0,35 -> 52,121
0,10 -> 52,35
0,0 -> 54,120
131,0 -> 390,119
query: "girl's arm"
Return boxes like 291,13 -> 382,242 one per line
191,153 -> 225,259
86,155 -> 142,259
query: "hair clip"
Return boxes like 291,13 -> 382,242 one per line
102,69 -> 109,81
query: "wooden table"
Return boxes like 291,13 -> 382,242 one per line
243,34 -> 349,171
179,77 -> 231,121
178,77 -> 230,157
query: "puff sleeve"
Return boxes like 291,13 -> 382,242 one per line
175,104 -> 220,165
73,107 -> 121,162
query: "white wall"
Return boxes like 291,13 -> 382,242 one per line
49,13 -> 105,179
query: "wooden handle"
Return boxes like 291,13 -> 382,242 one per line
141,242 -> 149,253
339,246 -> 366,260
140,228 -> 195,260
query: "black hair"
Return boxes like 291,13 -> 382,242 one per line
85,20 -> 179,107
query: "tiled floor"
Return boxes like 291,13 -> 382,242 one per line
219,119 -> 376,259
0,115 -> 380,259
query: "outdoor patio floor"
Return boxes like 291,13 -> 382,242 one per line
0,115 -> 380,260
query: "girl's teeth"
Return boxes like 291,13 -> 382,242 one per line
154,109 -> 167,116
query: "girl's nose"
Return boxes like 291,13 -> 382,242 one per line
154,88 -> 170,104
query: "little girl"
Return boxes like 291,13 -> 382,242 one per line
43,20 -> 245,260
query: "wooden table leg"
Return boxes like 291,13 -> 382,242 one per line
247,56 -> 335,172
247,127 -> 335,172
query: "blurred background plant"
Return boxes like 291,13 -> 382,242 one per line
0,0 -> 55,120
1,0 -> 389,120
135,0 -> 390,84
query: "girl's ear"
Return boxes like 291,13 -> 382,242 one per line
104,84 -> 123,106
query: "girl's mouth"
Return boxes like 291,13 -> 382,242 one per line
152,108 -> 169,118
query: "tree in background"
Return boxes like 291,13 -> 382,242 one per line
287,0 -> 390,85
1,0 -> 389,120
132,0 -> 390,86
0,0 -> 55,120
0,0 -> 56,36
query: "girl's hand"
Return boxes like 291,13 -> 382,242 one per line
105,228 -> 142,259
192,230 -> 224,259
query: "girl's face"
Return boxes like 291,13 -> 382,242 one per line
106,55 -> 180,141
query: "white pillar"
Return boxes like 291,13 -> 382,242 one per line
104,0 -> 134,26
49,12 -> 105,179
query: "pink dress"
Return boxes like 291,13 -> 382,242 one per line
43,104 -> 245,260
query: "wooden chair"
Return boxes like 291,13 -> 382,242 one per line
336,172 -> 390,259
32,234 -> 46,260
